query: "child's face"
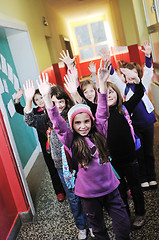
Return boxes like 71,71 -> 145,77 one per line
51,95 -> 66,113
108,87 -> 117,107
83,84 -> 96,103
34,93 -> 45,108
73,113 -> 92,136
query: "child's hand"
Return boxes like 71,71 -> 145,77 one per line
99,48 -> 111,61
59,50 -> 76,68
120,68 -> 140,84
67,66 -> 79,86
98,59 -> 111,93
15,88 -> 24,100
36,73 -> 51,97
88,62 -> 96,73
23,80 -> 35,101
64,72 -> 78,95
142,40 -> 152,58
98,59 -> 111,83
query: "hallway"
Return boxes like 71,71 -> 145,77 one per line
16,121 -> 159,240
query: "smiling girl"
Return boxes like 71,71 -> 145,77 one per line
37,59 -> 131,240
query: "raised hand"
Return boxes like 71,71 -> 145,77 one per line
98,59 -> 111,93
36,73 -> 53,109
120,68 -> 140,84
88,61 -> 96,73
67,66 -> 79,86
64,68 -> 82,103
15,88 -> 24,101
64,73 -> 78,95
23,80 -> 35,101
142,40 -> 152,57
98,59 -> 111,82
99,48 -> 111,61
36,73 -> 51,97
59,50 -> 76,68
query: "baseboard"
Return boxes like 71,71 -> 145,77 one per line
7,215 -> 21,240
7,208 -> 33,240
20,207 -> 33,223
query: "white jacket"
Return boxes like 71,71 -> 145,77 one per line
109,66 -> 154,114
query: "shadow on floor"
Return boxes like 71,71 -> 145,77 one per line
26,152 -> 47,205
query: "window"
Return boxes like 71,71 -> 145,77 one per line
74,21 -> 110,61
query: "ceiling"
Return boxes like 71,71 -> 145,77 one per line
47,0 -> 109,22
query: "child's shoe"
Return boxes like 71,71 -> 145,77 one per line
132,214 -> 146,230
78,229 -> 87,240
141,182 -> 149,190
149,181 -> 158,189
56,193 -> 65,202
89,228 -> 95,238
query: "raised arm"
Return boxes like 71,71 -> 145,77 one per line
14,88 -> 24,115
37,73 -> 73,149
142,40 -> 152,58
36,73 -> 53,109
14,88 -> 24,103
23,78 -> 48,132
99,48 -> 126,95
120,68 -> 140,85
23,80 -> 36,112
141,40 -> 153,89
88,61 -> 97,85
95,59 -> 110,136
98,59 -> 110,93
64,70 -> 82,104
121,68 -> 144,114
59,50 -> 76,71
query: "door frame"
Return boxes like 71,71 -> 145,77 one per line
0,17 -> 40,215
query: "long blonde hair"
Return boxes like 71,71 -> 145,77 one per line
107,81 -> 124,114
80,79 -> 98,103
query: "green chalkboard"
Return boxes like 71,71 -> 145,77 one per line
0,28 -> 37,168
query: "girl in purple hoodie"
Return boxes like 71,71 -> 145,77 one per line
36,59 -> 130,240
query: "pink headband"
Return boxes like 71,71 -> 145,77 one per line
68,104 -> 94,129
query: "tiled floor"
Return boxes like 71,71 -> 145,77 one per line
16,122 -> 159,240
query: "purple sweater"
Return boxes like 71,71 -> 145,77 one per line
47,92 -> 119,198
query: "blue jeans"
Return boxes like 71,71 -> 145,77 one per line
57,168 -> 91,230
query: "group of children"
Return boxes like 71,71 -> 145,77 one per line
14,87 -> 66,202
15,40 -> 157,240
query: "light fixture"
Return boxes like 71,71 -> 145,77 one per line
42,16 -> 48,26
